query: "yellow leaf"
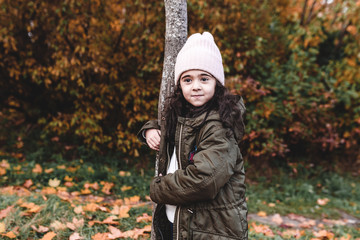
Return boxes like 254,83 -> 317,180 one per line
40,231 -> 56,240
64,176 -> 73,181
0,160 -> 10,169
0,222 -> 5,233
48,178 -> 61,188
257,211 -> 267,217
121,185 -> 132,192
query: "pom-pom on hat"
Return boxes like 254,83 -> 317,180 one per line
174,32 -> 225,85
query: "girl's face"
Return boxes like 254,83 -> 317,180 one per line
179,70 -> 216,107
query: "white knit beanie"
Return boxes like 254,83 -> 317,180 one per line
174,32 -> 225,85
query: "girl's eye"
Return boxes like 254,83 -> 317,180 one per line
200,77 -> 209,81
183,78 -> 192,83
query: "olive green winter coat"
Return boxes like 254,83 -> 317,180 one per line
138,99 -> 248,240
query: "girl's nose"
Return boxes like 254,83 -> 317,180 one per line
192,79 -> 201,90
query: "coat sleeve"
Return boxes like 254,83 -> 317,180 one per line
150,122 -> 238,205
137,120 -> 160,144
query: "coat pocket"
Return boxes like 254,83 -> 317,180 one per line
191,229 -> 241,240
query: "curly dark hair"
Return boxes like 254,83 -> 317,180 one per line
164,80 -> 245,145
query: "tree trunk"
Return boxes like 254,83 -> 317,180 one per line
152,0 -> 187,239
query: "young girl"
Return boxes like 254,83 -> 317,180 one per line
138,32 -> 248,239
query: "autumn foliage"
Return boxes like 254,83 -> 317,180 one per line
0,0 -> 359,165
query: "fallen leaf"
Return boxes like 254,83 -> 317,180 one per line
0,206 -> 14,219
89,216 -> 119,226
251,222 -> 274,237
257,211 -> 267,217
317,198 -> 330,206
0,160 -> 10,169
69,232 -> 85,240
31,225 -> 49,233
300,219 -> 316,228
83,203 -> 99,212
124,196 -> 140,205
0,222 -> 5,233
121,185 -> 132,192
41,187 -> 57,195
271,214 -> 283,225
339,234 -> 351,240
48,178 -> 61,188
66,217 -> 84,230
32,164 -> 43,174
91,233 -> 109,240
23,179 -> 33,188
108,226 -> 122,239
101,182 -> 114,195
74,205 -> 83,214
281,229 -> 305,239
50,220 -> 67,231
45,168 -> 54,174
40,231 -> 56,240
313,229 -> 335,239
136,213 -> 152,223
0,167 -> 6,176
3,231 -> 17,239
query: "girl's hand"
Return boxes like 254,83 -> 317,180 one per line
145,129 -> 161,151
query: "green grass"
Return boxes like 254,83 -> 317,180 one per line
0,155 -> 359,239
247,165 -> 360,220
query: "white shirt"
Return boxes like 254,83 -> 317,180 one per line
166,146 -> 178,223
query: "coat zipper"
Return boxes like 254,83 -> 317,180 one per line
178,123 -> 183,170
176,123 -> 183,239
175,206 -> 181,240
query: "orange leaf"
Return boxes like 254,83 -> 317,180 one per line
40,232 -> 56,240
23,179 -> 33,188
2,231 -> 17,239
32,164 -> 43,174
257,211 -> 267,217
121,185 -> 132,192
0,206 -> 14,219
281,229 -> 305,239
0,168 -> 6,176
251,222 -> 274,237
313,230 -> 334,239
69,232 -> 85,240
91,233 -> 109,240
136,213 -> 152,223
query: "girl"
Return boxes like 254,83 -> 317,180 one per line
138,32 -> 248,239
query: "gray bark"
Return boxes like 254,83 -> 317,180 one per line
152,0 -> 187,239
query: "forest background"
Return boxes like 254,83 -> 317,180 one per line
0,0 -> 359,175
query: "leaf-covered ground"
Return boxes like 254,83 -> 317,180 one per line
0,157 -> 359,239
